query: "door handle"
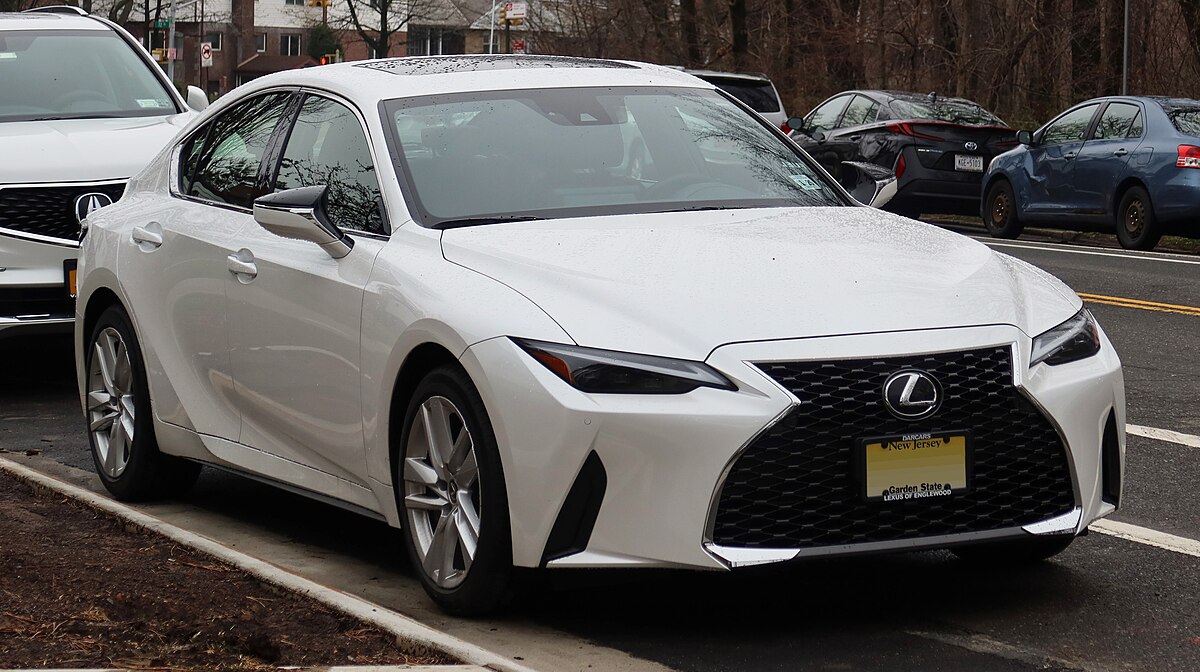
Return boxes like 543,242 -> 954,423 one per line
1113,148 -> 1129,156
849,135 -> 862,142
131,224 -> 162,249
226,251 -> 258,280
1064,151 -> 1077,160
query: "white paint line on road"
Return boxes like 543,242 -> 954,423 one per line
0,456 -> 533,672
1127,424 -> 1200,449
980,239 -> 1200,265
1091,519 -> 1200,559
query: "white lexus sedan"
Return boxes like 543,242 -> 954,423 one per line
76,56 -> 1125,614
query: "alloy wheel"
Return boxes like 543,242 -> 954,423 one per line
403,395 -> 481,589
87,326 -> 136,478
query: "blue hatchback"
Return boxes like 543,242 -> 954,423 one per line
981,96 -> 1200,249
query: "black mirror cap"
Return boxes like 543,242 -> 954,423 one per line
1016,129 -> 1034,146
786,116 -> 806,133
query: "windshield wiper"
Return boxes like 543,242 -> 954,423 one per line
432,216 -> 545,230
650,204 -> 755,214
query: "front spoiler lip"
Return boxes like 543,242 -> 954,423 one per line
704,507 -> 1083,569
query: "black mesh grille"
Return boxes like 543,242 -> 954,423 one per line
0,286 -> 73,318
0,182 -> 125,241
712,346 -> 1076,548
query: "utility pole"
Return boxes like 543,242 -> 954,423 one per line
166,0 -> 177,81
1121,0 -> 1130,95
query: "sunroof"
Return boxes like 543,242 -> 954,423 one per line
354,55 -> 637,76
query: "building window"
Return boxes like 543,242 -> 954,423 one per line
281,33 -> 302,56
255,33 -> 267,52
406,27 -> 464,57
204,31 -> 223,51
285,0 -> 304,4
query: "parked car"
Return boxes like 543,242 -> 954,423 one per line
789,90 -> 1013,216
982,96 -> 1200,250
77,56 -> 1124,615
684,69 -> 788,130
0,6 -> 205,340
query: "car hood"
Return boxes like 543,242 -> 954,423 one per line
441,207 -> 1083,360
0,114 -> 194,184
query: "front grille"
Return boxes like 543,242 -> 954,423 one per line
711,346 -> 1076,549
0,286 -> 73,318
0,182 -> 125,241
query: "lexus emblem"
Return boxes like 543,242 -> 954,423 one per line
74,192 -> 114,225
882,370 -> 942,420
964,141 -> 979,151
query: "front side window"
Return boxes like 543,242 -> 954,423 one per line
281,34 -> 301,56
839,95 -> 879,128
184,92 -> 292,208
807,95 -> 849,131
1092,103 -> 1140,140
274,95 -> 385,234
0,29 -> 178,122
1041,104 -> 1099,145
384,86 -> 845,228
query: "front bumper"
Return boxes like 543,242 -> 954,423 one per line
0,231 -> 78,337
462,324 -> 1124,570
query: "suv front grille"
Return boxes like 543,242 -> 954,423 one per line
711,346 -> 1076,549
0,182 -> 125,241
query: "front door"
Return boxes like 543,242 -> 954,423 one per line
1024,103 -> 1099,214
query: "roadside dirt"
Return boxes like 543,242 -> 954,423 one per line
0,470 -> 452,670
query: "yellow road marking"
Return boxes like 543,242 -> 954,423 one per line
1078,292 -> 1200,317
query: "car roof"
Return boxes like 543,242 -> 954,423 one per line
0,11 -> 110,30
234,55 -> 718,109
852,90 -> 987,107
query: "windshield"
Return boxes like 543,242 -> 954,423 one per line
0,29 -> 178,122
384,86 -> 844,228
888,98 -> 1004,126
1166,107 -> 1200,136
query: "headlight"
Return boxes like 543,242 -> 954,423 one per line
514,339 -> 736,394
1030,309 -> 1101,367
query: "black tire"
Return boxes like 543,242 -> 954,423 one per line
1115,185 -> 1162,250
396,365 -> 514,616
84,306 -> 200,501
982,179 -> 1024,239
950,534 -> 1074,565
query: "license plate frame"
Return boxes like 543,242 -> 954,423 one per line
954,154 -> 984,172
64,259 -> 78,299
858,431 -> 972,502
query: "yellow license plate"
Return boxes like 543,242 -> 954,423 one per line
862,432 -> 969,502
64,260 -> 78,299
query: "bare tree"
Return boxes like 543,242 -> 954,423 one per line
332,0 -> 453,58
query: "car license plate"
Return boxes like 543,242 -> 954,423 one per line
64,259 -> 78,299
860,432 -> 969,501
954,154 -> 984,172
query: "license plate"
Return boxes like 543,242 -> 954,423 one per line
955,154 -> 984,172
860,432 -> 970,502
64,259 -> 78,299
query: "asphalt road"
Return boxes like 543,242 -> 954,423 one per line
1,231 -> 1197,672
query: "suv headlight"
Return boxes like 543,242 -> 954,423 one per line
1030,309 -> 1101,367
514,339 -> 736,394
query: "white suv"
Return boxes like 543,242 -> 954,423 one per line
0,6 -> 205,338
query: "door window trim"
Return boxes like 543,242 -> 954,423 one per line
1090,100 -> 1144,141
1036,103 -> 1101,146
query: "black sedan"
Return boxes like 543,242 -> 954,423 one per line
789,90 -> 1013,216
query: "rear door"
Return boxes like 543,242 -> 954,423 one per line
1024,103 -> 1100,213
1073,101 -> 1143,216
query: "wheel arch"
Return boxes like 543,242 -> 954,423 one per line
386,341 -> 462,481
1112,176 -> 1149,216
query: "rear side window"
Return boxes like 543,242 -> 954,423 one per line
184,92 -> 292,208
704,77 -> 780,113
1040,104 -> 1098,145
839,95 -> 879,128
274,95 -> 385,235
1092,103 -> 1140,140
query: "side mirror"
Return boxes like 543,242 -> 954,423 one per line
786,116 -> 807,134
253,185 -> 354,259
186,85 -> 209,112
1016,129 -> 1033,146
839,160 -> 898,209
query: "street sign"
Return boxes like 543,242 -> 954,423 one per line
512,38 -> 526,54
504,2 -> 527,19
200,42 -> 213,67
152,19 -> 169,29
166,47 -> 177,60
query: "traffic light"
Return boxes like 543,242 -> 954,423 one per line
320,52 -> 337,65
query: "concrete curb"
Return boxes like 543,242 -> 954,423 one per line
0,457 -> 537,672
